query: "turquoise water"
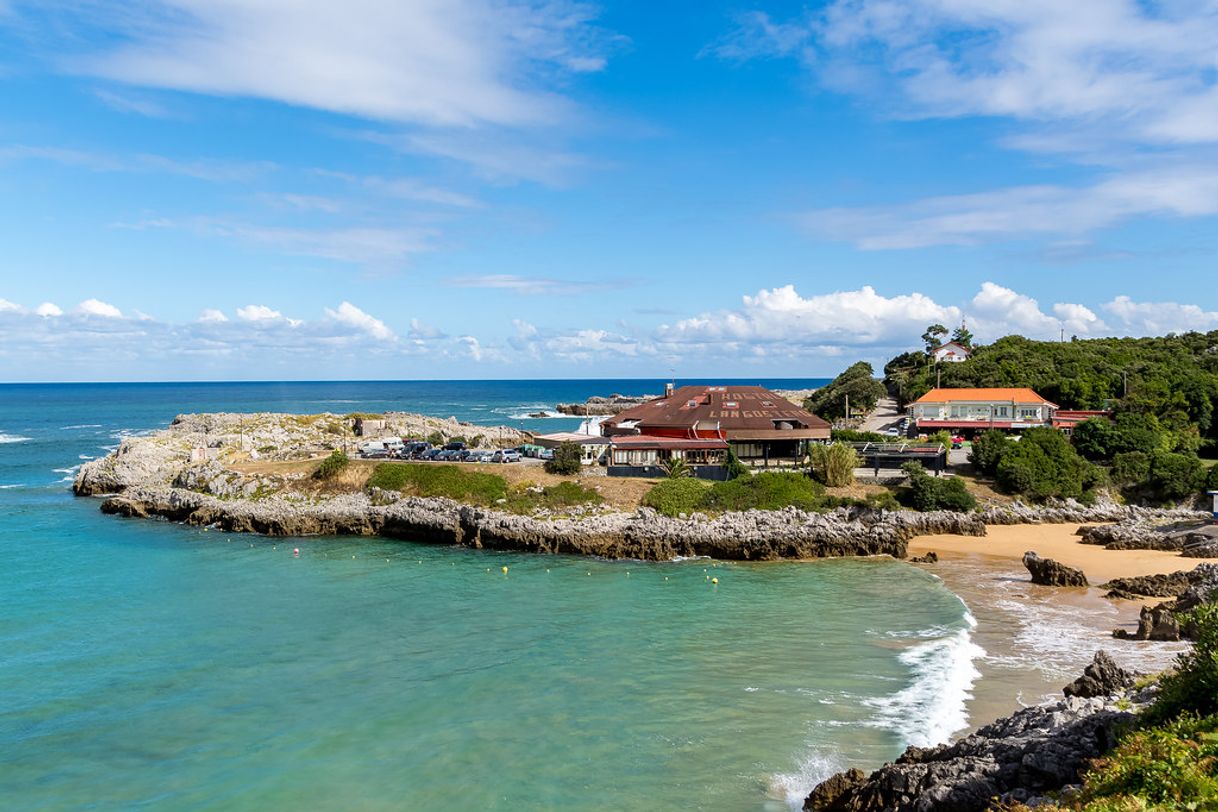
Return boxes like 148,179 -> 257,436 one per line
0,381 -> 979,810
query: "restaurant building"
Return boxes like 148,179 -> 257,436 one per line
909,387 -> 1059,434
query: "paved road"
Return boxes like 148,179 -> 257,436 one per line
860,396 -> 902,432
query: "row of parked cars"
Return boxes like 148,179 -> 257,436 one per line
358,439 -> 532,464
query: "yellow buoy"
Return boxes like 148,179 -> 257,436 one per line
502,566 -> 509,574
712,577 -> 719,585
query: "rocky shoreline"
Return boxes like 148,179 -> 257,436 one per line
805,652 -> 1144,812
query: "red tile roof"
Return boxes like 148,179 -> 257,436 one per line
603,385 -> 830,440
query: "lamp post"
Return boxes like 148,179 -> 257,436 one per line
1209,491 -> 1218,525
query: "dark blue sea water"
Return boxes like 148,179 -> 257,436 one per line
0,380 -> 984,811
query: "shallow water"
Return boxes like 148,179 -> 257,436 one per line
2,381 -> 985,811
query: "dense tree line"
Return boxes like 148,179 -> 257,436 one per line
884,332 -> 1218,449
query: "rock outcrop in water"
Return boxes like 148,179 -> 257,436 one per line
804,652 -> 1144,812
1078,518 -> 1217,555
1113,563 -> 1218,642
1063,650 -> 1137,698
1023,551 -> 1088,587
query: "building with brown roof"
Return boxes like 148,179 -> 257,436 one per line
602,384 -> 830,464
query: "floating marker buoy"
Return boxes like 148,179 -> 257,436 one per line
502,566 -> 509,574
712,577 -> 719,585
664,576 -> 668,581
293,548 -> 300,557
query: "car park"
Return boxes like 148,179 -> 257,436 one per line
492,449 -> 521,463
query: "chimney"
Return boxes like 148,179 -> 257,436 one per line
664,382 -> 674,398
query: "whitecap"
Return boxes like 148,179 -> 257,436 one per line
0,483 -> 24,489
863,609 -> 985,748
0,433 -> 32,444
769,751 -> 845,811
79,454 -> 95,460
60,424 -> 102,430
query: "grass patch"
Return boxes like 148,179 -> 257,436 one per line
642,472 -> 828,516
504,481 -> 604,514
313,450 -> 350,480
367,463 -> 507,504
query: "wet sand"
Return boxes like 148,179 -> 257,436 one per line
908,523 -> 1196,732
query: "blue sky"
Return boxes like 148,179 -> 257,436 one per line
2,1 -> 1218,381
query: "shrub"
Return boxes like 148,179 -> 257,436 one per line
831,429 -> 888,443
808,442 -> 860,487
1070,714 -> 1218,808
544,441 -> 583,475
898,462 -> 976,512
660,457 -> 692,478
506,480 -> 604,513
991,427 -> 1102,501
366,463 -> 507,504
1110,451 -> 1151,485
426,431 -> 445,446
1146,451 -> 1206,502
1147,602 -> 1218,724
312,450 -> 349,480
642,477 -> 712,517
969,430 -> 1010,476
1207,463 -> 1218,491
863,490 -> 902,511
928,429 -> 953,449
724,447 -> 749,480
698,472 -> 825,513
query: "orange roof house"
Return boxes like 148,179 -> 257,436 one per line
909,387 -> 1059,433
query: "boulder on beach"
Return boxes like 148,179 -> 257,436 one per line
1114,563 -> 1218,641
910,551 -> 938,563
1023,551 -> 1088,587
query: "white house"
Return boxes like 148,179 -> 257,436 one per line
909,388 -> 1058,433
932,341 -> 971,363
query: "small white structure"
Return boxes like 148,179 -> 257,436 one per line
535,432 -> 609,464
933,341 -> 971,363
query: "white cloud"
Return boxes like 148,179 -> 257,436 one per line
1103,296 -> 1218,335
408,318 -> 444,340
447,274 -> 627,295
198,308 -> 228,322
69,1 -> 609,129
0,298 -> 23,313
325,301 -> 394,341
714,2 -> 1218,249
660,284 -> 961,347
76,298 -> 123,318
235,304 -> 285,322
459,335 -> 483,362
34,302 -> 62,317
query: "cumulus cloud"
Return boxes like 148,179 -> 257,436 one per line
198,308 -> 228,322
76,298 -> 123,318
0,298 -> 22,313
459,335 -> 483,362
325,301 -> 394,341
35,302 -> 63,317
1103,296 -> 1218,335
235,304 -> 285,323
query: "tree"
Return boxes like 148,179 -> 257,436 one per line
898,462 -> 976,512
660,457 -> 692,478
1146,451 -> 1205,502
950,323 -> 974,349
804,361 -> 886,421
724,447 -> 749,480
969,430 -> 1010,475
989,427 -> 1102,501
544,441 -> 582,475
807,442 -> 860,487
922,324 -> 948,355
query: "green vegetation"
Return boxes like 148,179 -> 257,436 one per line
426,430 -> 445,446
898,462 -> 976,512
808,442 -> 860,487
345,412 -> 385,420
312,450 -> 350,480
659,457 -> 692,478
366,463 -> 508,504
640,477 -> 711,516
643,472 -> 827,516
969,427 -> 1103,501
804,361 -> 886,421
505,481 -> 603,513
724,447 -> 749,480
544,441 -> 583,475
1025,605 -> 1218,812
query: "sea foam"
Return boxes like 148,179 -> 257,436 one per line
0,432 -> 32,444
864,609 -> 985,748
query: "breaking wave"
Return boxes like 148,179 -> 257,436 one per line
864,610 -> 985,748
0,432 -> 32,444
771,751 -> 845,811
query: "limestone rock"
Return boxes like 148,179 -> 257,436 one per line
1063,651 -> 1136,698
910,551 -> 938,564
1023,551 -> 1088,587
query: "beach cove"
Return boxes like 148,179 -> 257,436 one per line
0,381 -> 1202,810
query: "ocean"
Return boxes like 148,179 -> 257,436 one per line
0,380 -> 986,811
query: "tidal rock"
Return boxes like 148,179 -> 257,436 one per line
1110,564 -> 1218,642
803,692 -> 1137,812
1063,651 -> 1136,698
1078,518 -> 1216,552
1023,551 -> 1088,587
910,551 -> 938,564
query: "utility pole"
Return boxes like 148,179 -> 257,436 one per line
1123,370 -> 1128,398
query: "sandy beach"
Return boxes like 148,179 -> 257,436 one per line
908,523 -> 1198,732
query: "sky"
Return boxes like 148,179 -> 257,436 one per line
1,0 -> 1218,382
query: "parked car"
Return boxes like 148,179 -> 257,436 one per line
951,435 -> 965,449
492,449 -> 521,463
443,441 -> 467,452
470,450 -> 495,463
420,448 -> 442,461
883,426 -> 901,437
538,448 -> 554,460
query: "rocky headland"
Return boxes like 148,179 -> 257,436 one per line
555,394 -> 655,415
804,652 -> 1144,812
